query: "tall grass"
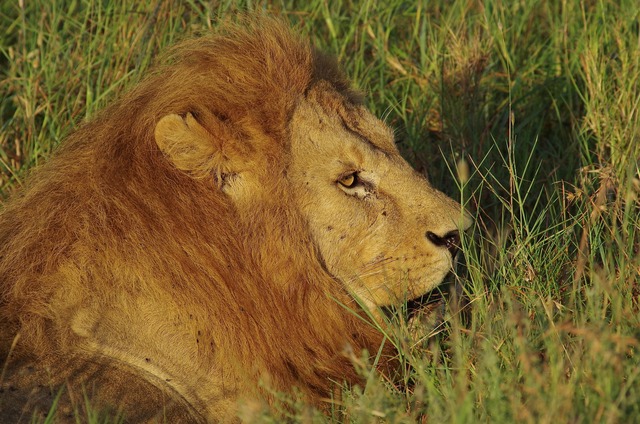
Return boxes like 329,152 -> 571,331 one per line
1,0 -> 639,422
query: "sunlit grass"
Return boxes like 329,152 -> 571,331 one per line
1,0 -> 639,422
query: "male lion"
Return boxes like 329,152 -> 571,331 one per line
0,18 -> 470,423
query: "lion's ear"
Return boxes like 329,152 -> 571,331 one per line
155,113 -> 222,179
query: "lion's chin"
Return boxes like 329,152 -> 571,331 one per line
404,283 -> 448,319
382,272 -> 456,321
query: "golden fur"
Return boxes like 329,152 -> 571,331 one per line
0,18 -> 469,422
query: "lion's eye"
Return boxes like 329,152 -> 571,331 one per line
338,172 -> 359,189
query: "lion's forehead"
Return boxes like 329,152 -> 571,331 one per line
336,106 -> 396,154
299,84 -> 397,154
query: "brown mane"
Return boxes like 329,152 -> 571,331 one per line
0,18 -> 395,419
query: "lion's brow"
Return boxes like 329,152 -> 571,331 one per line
338,117 -> 392,157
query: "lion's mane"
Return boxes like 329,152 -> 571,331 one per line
0,18 -> 393,420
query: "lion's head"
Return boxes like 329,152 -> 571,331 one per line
0,18 -> 469,422
153,43 -> 469,315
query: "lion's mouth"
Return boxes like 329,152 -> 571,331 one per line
404,286 -> 447,319
403,250 -> 467,321
380,274 -> 456,321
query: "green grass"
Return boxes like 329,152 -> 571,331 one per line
1,0 -> 639,422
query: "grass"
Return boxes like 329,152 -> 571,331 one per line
1,0 -> 639,422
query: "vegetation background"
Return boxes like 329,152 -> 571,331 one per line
1,0 -> 639,422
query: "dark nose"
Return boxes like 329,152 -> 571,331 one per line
426,230 -> 461,257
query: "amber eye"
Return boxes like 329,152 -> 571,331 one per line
338,172 -> 358,188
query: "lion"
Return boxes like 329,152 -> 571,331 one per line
0,18 -> 470,423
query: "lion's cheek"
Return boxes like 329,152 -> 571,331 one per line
221,172 -> 275,207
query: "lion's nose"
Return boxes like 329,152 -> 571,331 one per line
426,230 -> 461,257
